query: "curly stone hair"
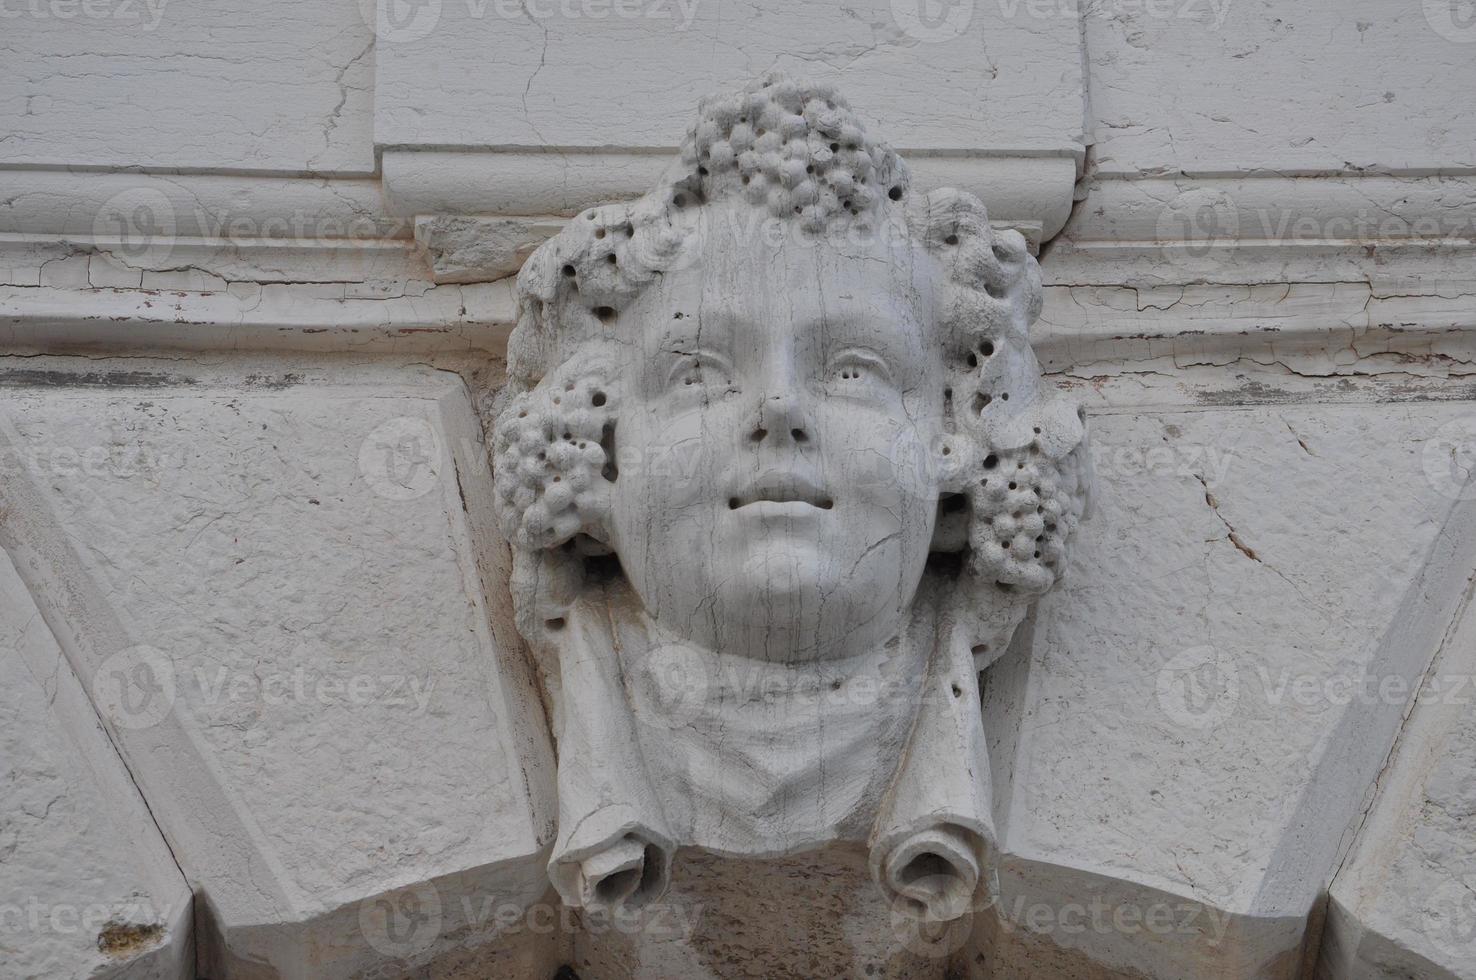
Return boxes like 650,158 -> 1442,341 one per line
491,73 -> 1089,633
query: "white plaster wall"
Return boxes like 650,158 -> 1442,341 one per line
0,1 -> 1474,977
0,0 -> 374,172
0,548 -> 193,979
1081,0 -> 1476,175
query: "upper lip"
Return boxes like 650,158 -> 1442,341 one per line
728,471 -> 833,511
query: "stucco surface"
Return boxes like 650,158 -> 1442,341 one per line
0,548 -> 192,979
0,367 -> 554,976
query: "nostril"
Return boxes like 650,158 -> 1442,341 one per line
791,428 -> 808,443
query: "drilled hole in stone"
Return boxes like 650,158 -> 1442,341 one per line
562,264 -> 576,277
791,428 -> 808,443
599,421 -> 619,481
593,306 -> 617,323
951,683 -> 963,698
981,340 -> 995,356
889,185 -> 903,201
983,454 -> 998,469
728,497 -> 740,509
966,353 -> 978,369
944,234 -> 959,246
591,391 -> 607,407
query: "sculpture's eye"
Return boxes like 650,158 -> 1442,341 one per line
664,351 -> 734,395
826,350 -> 893,390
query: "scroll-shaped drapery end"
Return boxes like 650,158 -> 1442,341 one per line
870,616 -> 998,923
546,593 -> 677,915
876,823 -> 985,922
548,804 -> 675,914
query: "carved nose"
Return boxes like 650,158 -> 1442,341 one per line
749,394 -> 811,447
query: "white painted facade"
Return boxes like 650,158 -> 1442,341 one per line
2,1 -> 1475,977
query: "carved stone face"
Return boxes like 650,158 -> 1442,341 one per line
606,207 -> 946,661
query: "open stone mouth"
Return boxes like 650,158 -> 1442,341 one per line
727,478 -> 834,511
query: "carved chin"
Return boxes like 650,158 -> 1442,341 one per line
703,554 -> 899,650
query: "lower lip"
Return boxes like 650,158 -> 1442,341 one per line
730,500 -> 830,520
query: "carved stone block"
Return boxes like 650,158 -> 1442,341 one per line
485,73 -> 1091,948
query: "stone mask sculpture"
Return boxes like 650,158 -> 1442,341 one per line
489,73 -> 1090,925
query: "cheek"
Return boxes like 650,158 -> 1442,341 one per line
612,406 -> 732,525
822,413 -> 941,511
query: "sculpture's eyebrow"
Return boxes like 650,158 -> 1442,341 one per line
652,315 -> 737,355
796,310 -> 920,359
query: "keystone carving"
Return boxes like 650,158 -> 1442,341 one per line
487,73 -> 1091,924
